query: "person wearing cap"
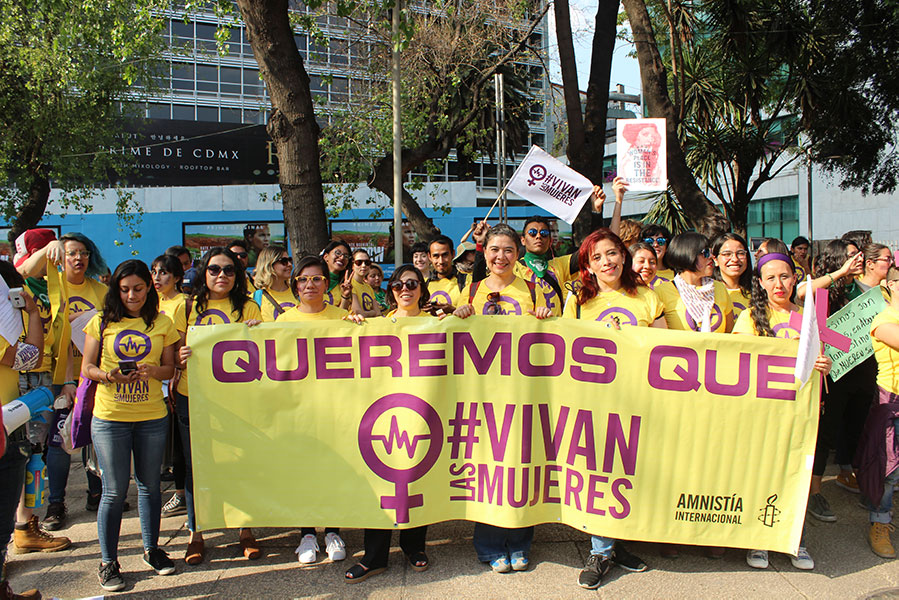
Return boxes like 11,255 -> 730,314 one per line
734,249 -> 830,571
454,241 -> 477,274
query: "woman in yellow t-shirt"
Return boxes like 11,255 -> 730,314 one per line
320,240 -> 354,310
252,245 -> 297,322
350,249 -> 382,318
629,241 -> 661,289
864,266 -> 899,558
81,260 -> 179,590
345,263 -> 429,583
712,233 -> 752,318
655,232 -> 734,333
641,224 -> 674,283
452,224 -> 551,574
562,228 -> 655,587
733,251 -> 831,571
174,247 -> 263,566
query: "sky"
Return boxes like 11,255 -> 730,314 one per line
545,0 -> 642,97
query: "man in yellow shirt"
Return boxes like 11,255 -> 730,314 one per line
426,235 -> 468,307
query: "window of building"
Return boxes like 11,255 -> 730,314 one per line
173,104 -> 195,120
747,195 -> 799,242
197,105 -> 219,121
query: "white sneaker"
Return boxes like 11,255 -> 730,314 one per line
295,534 -> 319,564
325,532 -> 346,561
791,547 -> 814,570
746,549 -> 769,569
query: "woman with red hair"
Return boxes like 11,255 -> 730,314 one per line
562,228 -> 662,588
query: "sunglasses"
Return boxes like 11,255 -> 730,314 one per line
527,228 -> 551,238
296,275 -> 327,285
389,279 -> 420,292
699,248 -> 712,259
643,237 -> 667,246
275,257 -> 293,266
355,259 -> 372,266
207,264 -> 236,277
484,291 -> 502,315
232,251 -> 248,259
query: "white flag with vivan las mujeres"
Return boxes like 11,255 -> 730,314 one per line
506,146 -> 594,224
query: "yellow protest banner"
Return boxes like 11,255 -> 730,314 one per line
187,316 -> 818,555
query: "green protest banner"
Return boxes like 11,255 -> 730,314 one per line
825,286 -> 888,381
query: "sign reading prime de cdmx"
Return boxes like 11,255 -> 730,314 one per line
114,119 -> 278,186
187,316 -> 819,555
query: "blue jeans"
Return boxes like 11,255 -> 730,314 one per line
174,391 -> 197,532
868,417 -> 899,524
91,415 -> 168,564
590,535 -> 615,558
472,523 -> 533,562
0,430 -> 29,579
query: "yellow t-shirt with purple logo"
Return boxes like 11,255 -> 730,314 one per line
732,305 -> 802,339
176,298 -> 262,396
655,279 -> 733,333
257,287 -> 298,322
871,306 -> 899,395
427,276 -> 464,306
351,279 -> 379,314
85,313 -> 179,422
158,294 -> 187,334
278,304 -> 348,321
561,286 -> 663,327
727,288 -> 751,319
459,277 -> 556,316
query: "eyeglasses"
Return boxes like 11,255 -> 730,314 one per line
296,275 -> 327,285
871,258 -> 892,263
275,257 -> 293,266
643,237 -> 667,246
65,250 -> 91,258
207,264 -> 236,277
484,291 -> 502,315
718,250 -> 748,259
355,259 -> 372,266
389,279 -> 420,292
699,248 -> 712,259
232,251 -> 248,259
331,251 -> 349,259
527,228 -> 551,238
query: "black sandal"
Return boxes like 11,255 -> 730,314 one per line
345,563 -> 386,584
407,551 -> 429,572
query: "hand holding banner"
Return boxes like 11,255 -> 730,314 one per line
506,146 -> 594,224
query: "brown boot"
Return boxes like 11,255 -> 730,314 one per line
13,516 -> 71,554
0,580 -> 42,600
868,522 -> 897,558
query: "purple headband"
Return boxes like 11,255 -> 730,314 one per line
757,252 -> 794,270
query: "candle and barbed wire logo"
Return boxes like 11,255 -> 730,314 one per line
758,494 -> 780,527
357,393 -> 443,524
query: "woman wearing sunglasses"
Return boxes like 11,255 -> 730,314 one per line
640,224 -> 673,283
454,224 -> 557,320
733,251 -> 830,571
278,256 -> 361,565
453,224 -> 552,574
320,240 -> 354,310
344,265 -> 430,584
712,233 -> 753,318
252,245 -> 296,322
174,247 -> 263,566
349,249 -> 382,317
655,232 -> 734,334
562,228 -> 657,588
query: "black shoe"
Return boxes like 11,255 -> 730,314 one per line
161,468 -> 175,482
98,560 -> 125,592
143,548 -> 176,575
578,554 -> 611,590
613,543 -> 648,572
42,502 -> 67,531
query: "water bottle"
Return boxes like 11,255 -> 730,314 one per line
24,448 -> 47,508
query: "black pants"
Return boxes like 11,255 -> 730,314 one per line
361,526 -> 427,569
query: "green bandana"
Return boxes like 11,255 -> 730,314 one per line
523,252 -> 548,279
328,271 -> 342,292
26,277 -> 49,310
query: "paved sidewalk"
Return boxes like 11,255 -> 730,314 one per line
6,462 -> 899,599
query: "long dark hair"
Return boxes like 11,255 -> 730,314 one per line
748,255 -> 797,338
712,233 -> 752,296
664,232 -> 709,274
815,239 -> 854,314
576,228 -> 640,305
151,254 -> 184,294
191,247 -> 249,316
101,260 -> 159,329
386,265 -> 429,310
319,240 -> 352,276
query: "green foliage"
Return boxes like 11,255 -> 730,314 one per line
0,0 -> 168,237
641,188 -> 691,235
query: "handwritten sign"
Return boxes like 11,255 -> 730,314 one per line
824,286 -> 888,381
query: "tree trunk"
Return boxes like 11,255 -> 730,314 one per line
369,155 -> 441,239
620,0 -> 718,227
8,173 -> 50,243
554,0 -> 585,159
237,0 -> 329,256
570,0 -> 619,243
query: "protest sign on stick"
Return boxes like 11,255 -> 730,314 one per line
823,287 -> 887,381
616,118 -> 667,191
